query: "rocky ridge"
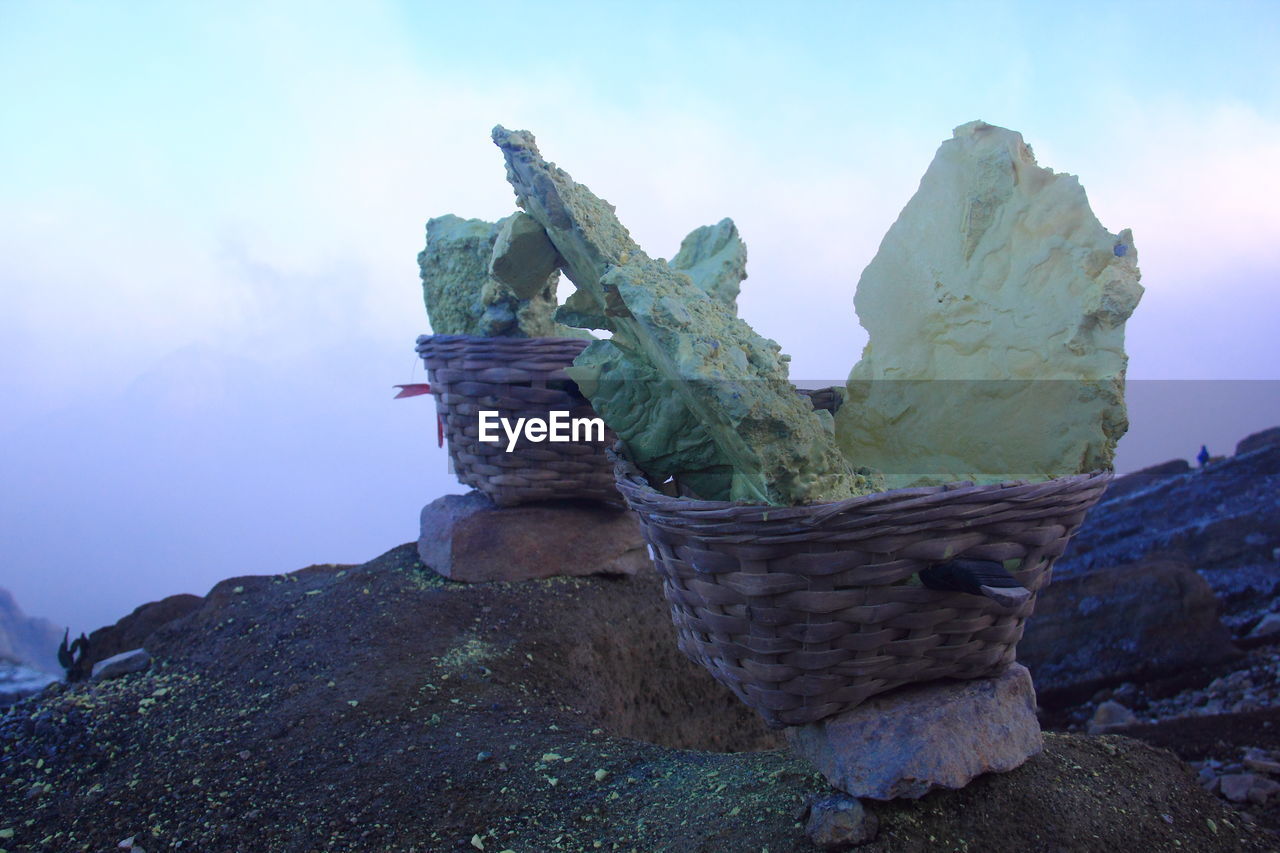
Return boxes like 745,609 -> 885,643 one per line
1031,427 -> 1280,833
1,544 -> 1270,851
1056,427 -> 1280,635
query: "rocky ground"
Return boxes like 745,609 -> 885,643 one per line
1026,429 -> 1280,838
1045,638 -> 1280,837
1055,429 -> 1279,637
2,543 -> 1274,852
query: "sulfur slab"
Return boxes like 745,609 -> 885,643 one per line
491,125 -> 873,505
836,121 -> 1143,488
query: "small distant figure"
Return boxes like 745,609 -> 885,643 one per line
57,628 -> 91,681
1197,445 -> 1210,468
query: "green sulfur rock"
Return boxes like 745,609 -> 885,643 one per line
668,218 -> 747,312
489,211 -> 563,299
417,213 -> 584,339
492,126 -> 874,505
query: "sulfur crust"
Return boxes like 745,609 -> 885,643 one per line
418,213 -> 583,339
667,218 -> 748,312
835,121 -> 1144,488
493,125 -> 874,505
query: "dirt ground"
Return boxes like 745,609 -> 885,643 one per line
1,543 -> 1275,852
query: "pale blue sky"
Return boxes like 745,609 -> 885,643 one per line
1,1 -> 1278,635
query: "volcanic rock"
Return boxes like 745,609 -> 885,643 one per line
1248,613 -> 1280,640
1104,458 -> 1192,501
66,593 -> 202,681
418,491 -> 650,581
785,663 -> 1042,800
1019,559 -> 1239,702
1244,749 -> 1280,775
805,794 -> 878,849
1237,426 -> 1280,457
1056,436 -> 1280,633
1219,772 -> 1280,805
1088,700 -> 1138,734
91,648 -> 151,681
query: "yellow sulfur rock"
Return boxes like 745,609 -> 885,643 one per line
836,121 -> 1143,488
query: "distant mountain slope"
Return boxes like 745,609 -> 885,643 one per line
1057,426 -> 1280,631
0,587 -> 64,674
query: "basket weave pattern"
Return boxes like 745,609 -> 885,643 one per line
417,335 -> 619,507
611,449 -> 1111,727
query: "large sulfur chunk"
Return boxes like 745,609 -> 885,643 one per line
418,213 -> 581,338
668,218 -> 748,312
835,121 -> 1144,488
489,211 -> 563,299
493,126 -> 872,505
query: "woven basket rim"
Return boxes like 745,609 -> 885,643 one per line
416,332 -> 592,354
419,332 -> 586,341
608,441 -> 1112,524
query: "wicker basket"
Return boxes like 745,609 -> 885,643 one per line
611,446 -> 1111,727
416,334 -> 620,507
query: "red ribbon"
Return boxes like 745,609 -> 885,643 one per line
392,383 -> 432,398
